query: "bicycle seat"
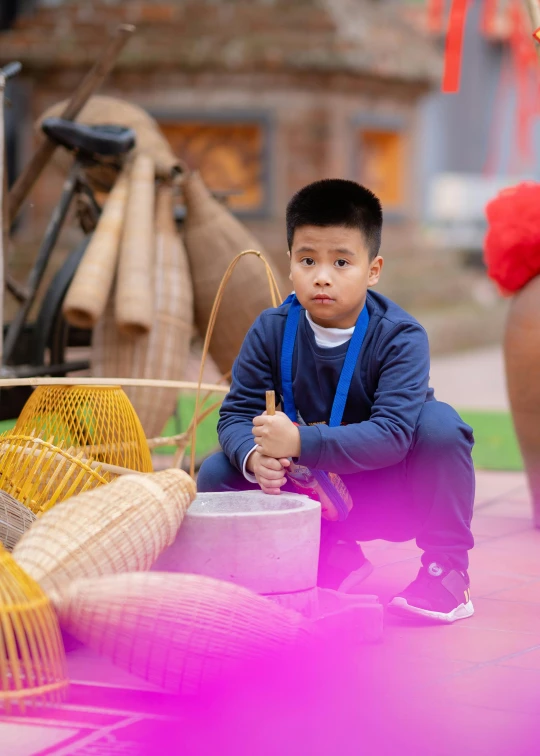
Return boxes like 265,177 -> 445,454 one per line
41,117 -> 136,157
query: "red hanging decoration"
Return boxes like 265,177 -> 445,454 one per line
508,1 -> 538,165
427,0 -> 445,33
484,182 -> 540,294
442,0 -> 472,93
480,0 -> 499,37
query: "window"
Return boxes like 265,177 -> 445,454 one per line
157,116 -> 270,215
353,117 -> 407,212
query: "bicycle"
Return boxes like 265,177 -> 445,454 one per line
1,60 -> 136,418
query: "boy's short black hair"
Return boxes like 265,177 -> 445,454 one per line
286,179 -> 383,260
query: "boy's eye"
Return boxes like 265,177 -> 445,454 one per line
334,259 -> 349,268
300,258 -> 315,266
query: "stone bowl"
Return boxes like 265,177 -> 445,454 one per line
152,491 -> 321,595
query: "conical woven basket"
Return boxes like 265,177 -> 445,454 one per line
62,170 -> 129,330
0,545 -> 68,713
182,171 -> 285,375
0,433 -> 115,515
13,385 -> 153,473
115,154 -> 155,336
54,572 -> 304,697
13,469 -> 196,596
92,184 -> 194,437
0,491 -> 36,551
37,95 -> 180,192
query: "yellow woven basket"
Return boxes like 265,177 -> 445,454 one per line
0,545 -> 68,713
13,385 -> 153,473
0,433 -> 115,515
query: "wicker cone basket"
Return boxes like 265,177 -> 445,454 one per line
62,171 -> 129,330
0,491 -> 36,551
54,572 -> 305,697
13,385 -> 153,473
0,545 -> 68,713
182,171 -> 285,375
0,434 -> 114,516
115,154 -> 155,336
37,95 -> 180,192
92,185 -> 194,438
12,469 -> 196,596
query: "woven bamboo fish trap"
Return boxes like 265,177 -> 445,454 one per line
13,469 -> 196,596
0,492 -> 36,551
115,154 -> 156,336
0,433 -> 114,516
182,171 -> 286,375
12,385 -> 153,473
0,545 -> 68,713
92,184 -> 194,438
37,95 -> 180,192
62,170 -> 129,330
54,572 -> 305,697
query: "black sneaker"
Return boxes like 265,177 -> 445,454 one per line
387,562 -> 474,623
318,540 -> 374,593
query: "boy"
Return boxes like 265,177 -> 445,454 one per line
198,179 -> 475,624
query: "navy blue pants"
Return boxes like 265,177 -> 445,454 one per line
198,401 -> 475,571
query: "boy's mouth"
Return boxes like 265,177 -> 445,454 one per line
312,294 -> 334,304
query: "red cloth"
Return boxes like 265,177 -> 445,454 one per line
442,0 -> 471,93
484,182 -> 540,294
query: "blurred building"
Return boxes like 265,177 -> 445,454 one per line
1,0 -> 509,351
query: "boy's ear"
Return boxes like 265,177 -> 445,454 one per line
367,256 -> 384,288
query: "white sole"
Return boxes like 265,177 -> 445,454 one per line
387,598 -> 474,624
337,560 -> 375,594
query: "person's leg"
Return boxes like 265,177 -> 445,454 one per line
197,451 -> 259,493
318,401 -> 475,618
407,400 -> 475,572
388,401 -> 475,622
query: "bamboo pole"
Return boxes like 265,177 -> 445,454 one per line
8,24 -> 135,224
0,377 -> 229,394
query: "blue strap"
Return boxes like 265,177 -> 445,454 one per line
280,295 -> 369,427
280,296 -> 302,423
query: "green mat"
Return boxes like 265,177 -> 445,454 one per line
459,410 -> 523,472
0,404 -> 523,472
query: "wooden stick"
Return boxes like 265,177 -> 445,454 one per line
266,390 -> 276,416
0,376 -> 230,393
8,24 -> 135,223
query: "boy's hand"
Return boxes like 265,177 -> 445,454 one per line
247,450 -> 290,495
252,411 -> 301,459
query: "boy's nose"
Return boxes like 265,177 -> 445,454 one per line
313,267 -> 332,286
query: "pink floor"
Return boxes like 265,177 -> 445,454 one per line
1,469 -> 539,755
354,469 -> 540,755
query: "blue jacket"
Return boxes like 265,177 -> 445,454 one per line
218,290 -> 435,476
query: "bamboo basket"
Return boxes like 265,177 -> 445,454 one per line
0,434 -> 114,515
37,95 -> 180,192
62,170 -> 129,330
0,491 -> 36,551
182,171 -> 285,375
54,572 -> 305,697
0,545 -> 68,713
92,184 -> 194,438
13,469 -> 196,596
115,154 -> 155,336
13,385 -> 153,473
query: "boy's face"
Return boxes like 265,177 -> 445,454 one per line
289,225 -> 383,328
